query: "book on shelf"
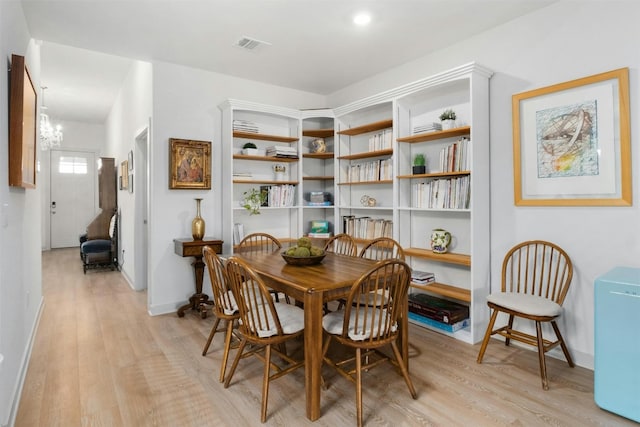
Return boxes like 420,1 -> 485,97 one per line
412,175 -> 470,209
307,232 -> 332,238
412,122 -> 442,134
233,223 -> 245,245
408,312 -> 470,333
309,220 -> 329,233
266,145 -> 298,158
408,293 -> 469,325
260,184 -> 296,207
306,201 -> 332,206
342,215 -> 392,240
411,270 -> 435,284
438,137 -> 470,173
233,172 -> 253,181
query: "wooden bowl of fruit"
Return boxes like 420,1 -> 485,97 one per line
282,237 -> 326,266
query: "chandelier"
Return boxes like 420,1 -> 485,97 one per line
40,87 -> 63,150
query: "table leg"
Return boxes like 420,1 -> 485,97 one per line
303,290 -> 324,421
177,255 -> 212,318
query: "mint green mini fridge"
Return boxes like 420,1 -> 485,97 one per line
594,266 -> 640,422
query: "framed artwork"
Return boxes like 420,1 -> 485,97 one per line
169,138 -> 211,189
8,54 -> 37,189
128,150 -> 133,171
513,68 -> 631,206
120,160 -> 129,191
128,173 -> 134,193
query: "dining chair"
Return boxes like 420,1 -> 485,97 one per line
224,256 -> 305,423
336,236 -> 406,311
476,240 -> 575,390
358,236 -> 405,261
236,232 -> 289,303
323,233 -> 358,257
322,258 -> 417,427
322,233 -> 358,313
236,232 -> 282,254
201,246 -> 241,383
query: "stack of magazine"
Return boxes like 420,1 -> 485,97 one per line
411,270 -> 435,284
266,145 -> 298,158
413,122 -> 442,134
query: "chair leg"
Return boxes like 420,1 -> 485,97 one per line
505,314 -> 515,346
390,340 -> 417,399
477,309 -> 499,363
551,321 -> 575,368
355,347 -> 363,427
202,317 -> 221,356
224,338 -> 247,389
535,321 -> 549,390
219,319 -> 235,383
261,344 -> 272,423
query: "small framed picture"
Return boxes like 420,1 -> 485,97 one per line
169,138 -> 212,189
128,150 -> 133,171
128,173 -> 134,193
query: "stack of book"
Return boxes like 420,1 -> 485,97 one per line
232,172 -> 253,181
308,220 -> 331,238
233,120 -> 259,133
408,293 -> 470,333
413,122 -> 442,134
411,270 -> 435,284
266,145 -> 298,158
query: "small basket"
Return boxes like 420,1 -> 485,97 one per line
281,251 -> 326,266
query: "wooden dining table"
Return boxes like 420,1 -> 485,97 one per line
232,250 -> 409,421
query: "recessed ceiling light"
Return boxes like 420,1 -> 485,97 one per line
353,12 -> 371,26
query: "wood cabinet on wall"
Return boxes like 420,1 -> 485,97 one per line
220,63 -> 492,344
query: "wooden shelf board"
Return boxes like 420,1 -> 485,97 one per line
233,131 -> 298,143
303,176 -> 334,181
303,129 -> 334,138
338,180 -> 393,186
397,171 -> 470,179
337,119 -> 393,136
410,282 -> 471,303
404,248 -> 471,266
337,148 -> 393,160
233,180 -> 298,185
302,152 -> 334,159
397,126 -> 471,143
233,155 -> 299,163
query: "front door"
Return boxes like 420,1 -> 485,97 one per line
50,150 -> 96,248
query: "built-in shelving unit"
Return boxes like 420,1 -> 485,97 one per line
220,62 -> 493,344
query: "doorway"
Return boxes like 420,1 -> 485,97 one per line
134,126 -> 150,292
50,150 -> 96,248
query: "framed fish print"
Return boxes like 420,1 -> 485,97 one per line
512,68 -> 631,206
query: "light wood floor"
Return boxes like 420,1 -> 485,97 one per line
15,248 -> 635,426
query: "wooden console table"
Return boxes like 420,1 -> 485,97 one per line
173,237 -> 223,318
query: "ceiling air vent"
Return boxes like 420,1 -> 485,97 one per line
234,36 -> 271,52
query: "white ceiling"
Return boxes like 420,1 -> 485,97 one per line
21,0 -> 555,123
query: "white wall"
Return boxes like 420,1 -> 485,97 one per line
0,3 -> 43,425
104,60 -> 152,290
328,1 -> 640,369
40,119 -> 106,250
148,62 -> 325,315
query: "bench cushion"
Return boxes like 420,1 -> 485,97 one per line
81,239 -> 111,254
